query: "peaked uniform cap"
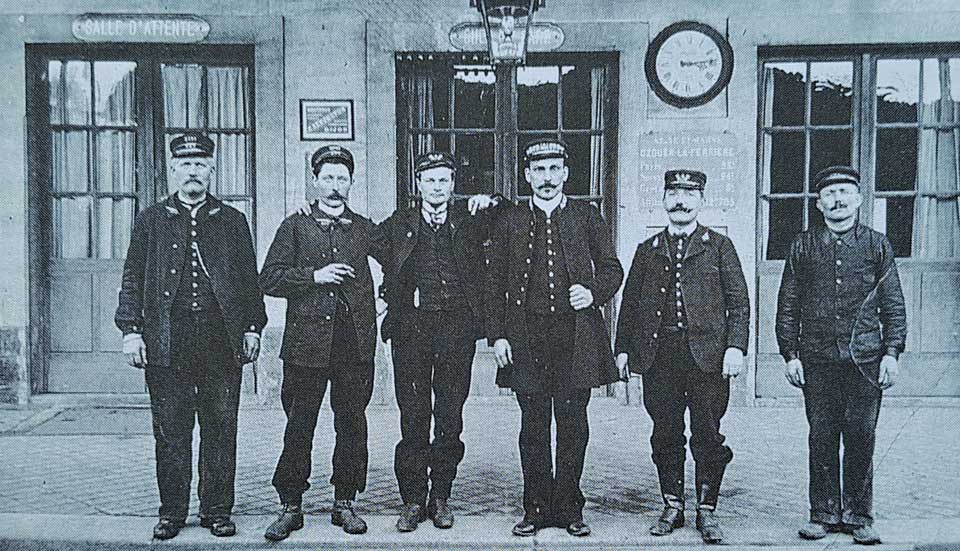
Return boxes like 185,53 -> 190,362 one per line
311,144 -> 355,175
814,165 -> 860,192
415,151 -> 456,173
170,132 -> 215,158
664,169 -> 706,190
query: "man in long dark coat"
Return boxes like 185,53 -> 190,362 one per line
378,151 -> 499,532
615,169 -> 749,544
260,145 -> 387,539
776,166 -> 906,545
486,139 -> 623,538
116,132 -> 266,540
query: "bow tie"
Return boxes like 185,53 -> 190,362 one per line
315,216 -> 352,232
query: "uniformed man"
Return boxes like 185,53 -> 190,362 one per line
776,166 -> 906,545
486,139 -> 623,537
116,132 -> 267,540
260,145 -> 387,539
614,169 -> 750,544
378,151 -> 499,532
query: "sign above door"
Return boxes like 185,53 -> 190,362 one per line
72,14 -> 210,43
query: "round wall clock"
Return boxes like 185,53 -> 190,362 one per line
645,21 -> 734,109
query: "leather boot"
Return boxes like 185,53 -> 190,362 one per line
651,463 -> 685,535
332,500 -> 367,535
695,460 -> 727,544
264,504 -> 304,541
428,498 -> 454,529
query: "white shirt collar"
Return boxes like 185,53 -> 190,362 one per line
530,193 -> 566,217
315,201 -> 345,218
422,201 -> 449,225
667,221 -> 698,239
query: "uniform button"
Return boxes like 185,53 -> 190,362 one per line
250,325 -> 256,331
192,302 -> 198,308
192,292 -> 197,297
549,272 -> 554,277
329,291 -> 335,297
548,260 -> 554,266
836,260 -> 842,266
325,315 -> 332,321
192,282 -> 198,288
523,272 -> 529,279
676,253 -> 682,259
332,247 -> 338,253
664,266 -> 669,271
172,243 -> 178,249
546,229 -> 552,235
170,269 -> 177,274
407,231 -> 413,238
676,290 -> 682,297
835,314 -> 841,319
192,261 -> 198,267
441,279 -> 447,285
676,263 -> 682,269
191,220 -> 197,226
550,306 -> 556,312
838,239 -> 843,245
549,283 -> 555,289
526,258 -> 531,264
163,291 -> 170,297
660,287 -> 666,293
516,299 -> 522,305
547,239 -> 553,245
653,332 -> 658,339
836,278 -> 842,285
529,231 -> 534,237
529,243 -> 533,249
192,272 -> 198,277
520,286 -> 525,292
191,230 -> 197,237
675,281 -> 681,288
550,294 -> 555,300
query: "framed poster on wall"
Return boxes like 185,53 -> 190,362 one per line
300,99 -> 354,140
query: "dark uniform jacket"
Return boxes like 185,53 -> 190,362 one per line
115,194 -> 267,367
259,205 -> 388,371
485,199 -> 624,392
614,225 -> 750,374
775,224 -> 907,372
379,200 -> 497,342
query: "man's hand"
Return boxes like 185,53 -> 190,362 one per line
294,202 -> 312,216
467,194 -> 496,215
878,355 -> 899,390
314,263 -> 355,285
123,334 -> 147,369
493,338 -> 513,368
569,284 -> 594,310
242,334 -> 261,363
616,353 -> 630,381
785,357 -> 805,388
722,347 -> 745,379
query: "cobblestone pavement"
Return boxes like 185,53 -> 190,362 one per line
0,399 -> 958,524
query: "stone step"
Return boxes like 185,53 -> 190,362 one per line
0,514 -> 954,551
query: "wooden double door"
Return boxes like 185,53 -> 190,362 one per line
27,44 -> 254,393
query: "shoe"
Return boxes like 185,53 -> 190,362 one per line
696,508 -> 724,544
332,500 -> 368,535
650,505 -> 685,536
264,504 -> 304,541
852,525 -> 882,545
798,521 -> 828,540
428,498 -> 454,529
396,503 -> 426,532
152,518 -> 184,540
199,516 -> 236,537
566,520 -> 591,537
512,512 -> 544,537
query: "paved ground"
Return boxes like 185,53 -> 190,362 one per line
0,398 -> 958,549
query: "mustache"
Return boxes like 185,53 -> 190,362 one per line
328,190 -> 347,201
668,205 -> 692,213
830,202 -> 848,211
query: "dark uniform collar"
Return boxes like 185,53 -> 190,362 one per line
819,223 -> 863,247
164,193 -> 222,218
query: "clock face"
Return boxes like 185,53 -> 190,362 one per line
656,30 -> 723,99
645,21 -> 734,109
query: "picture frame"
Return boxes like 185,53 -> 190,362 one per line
299,99 -> 354,141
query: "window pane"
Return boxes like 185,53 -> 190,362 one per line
48,61 -> 92,125
561,134 -> 594,196
765,198 -> 804,260
876,59 -> 919,124
810,61 -> 853,126
921,58 -> 942,111
561,64 -> 597,130
52,131 -> 89,192
94,61 -> 136,126
207,67 -> 248,129
950,59 -> 960,102
452,133 -> 494,195
212,133 -> 248,196
410,132 -> 451,158
162,64 -> 204,129
518,66 -> 559,130
763,62 -> 806,127
876,128 -> 917,192
97,197 -> 135,259
766,131 -> 805,193
808,129 -> 852,190
53,197 -> 91,259
453,65 -> 495,129
95,130 -> 136,194
873,197 -> 915,257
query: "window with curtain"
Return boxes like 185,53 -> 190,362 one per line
760,49 -> 960,259
48,59 -> 138,259
396,52 -> 616,208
